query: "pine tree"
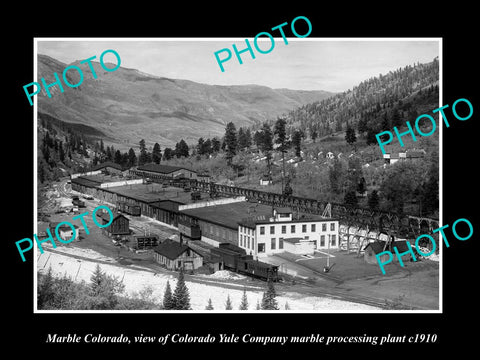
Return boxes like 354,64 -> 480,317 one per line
152,143 -> 162,164
274,118 -> 288,191
284,301 -> 291,310
211,137 -> 221,153
138,139 -> 149,165
256,299 -> 261,310
172,269 -> 191,310
89,264 -> 105,297
239,288 -> 249,310
114,150 -> 122,164
224,122 -> 237,164
127,148 -> 136,167
345,124 -> 357,147
292,130 -> 302,158
225,294 -> 233,310
205,298 -> 214,310
175,139 -> 189,158
162,281 -> 175,310
344,190 -> 358,208
260,280 -> 279,310
37,267 -> 55,309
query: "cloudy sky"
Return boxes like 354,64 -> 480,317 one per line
36,38 -> 440,92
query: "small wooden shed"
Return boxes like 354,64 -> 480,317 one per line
153,239 -> 203,271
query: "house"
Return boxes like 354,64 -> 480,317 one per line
133,164 -> 197,180
49,222 -> 80,242
326,152 -> 334,159
259,174 -> 272,186
153,239 -> 203,271
96,212 -> 130,239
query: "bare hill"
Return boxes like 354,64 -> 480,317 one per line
36,54 -> 334,148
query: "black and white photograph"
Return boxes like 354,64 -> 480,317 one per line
6,7 -> 478,355
33,38 -> 441,313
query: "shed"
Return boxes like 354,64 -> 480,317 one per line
96,212 -> 130,238
283,237 -> 315,255
153,239 -> 203,271
364,240 -> 413,265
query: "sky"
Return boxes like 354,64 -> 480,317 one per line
36,38 -> 440,92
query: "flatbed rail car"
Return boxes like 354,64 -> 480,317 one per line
117,201 -> 141,216
210,245 -> 279,282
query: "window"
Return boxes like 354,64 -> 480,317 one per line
320,235 -> 325,246
322,223 -> 327,231
331,235 -> 336,246
240,235 -> 243,247
279,238 -> 284,249
270,226 -> 275,235
330,223 -> 335,231
260,226 -> 265,235
291,225 -> 296,233
281,225 -> 286,234
271,238 -> 276,250
304,236 -> 309,240
302,224 -> 307,233
247,237 -> 250,248
258,243 -> 265,253
311,224 -> 316,232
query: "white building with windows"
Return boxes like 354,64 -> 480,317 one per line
237,207 -> 339,258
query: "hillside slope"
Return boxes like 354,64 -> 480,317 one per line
36,54 -> 333,148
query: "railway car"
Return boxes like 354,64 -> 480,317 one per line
117,201 -> 141,216
210,245 -> 279,281
237,257 -> 279,282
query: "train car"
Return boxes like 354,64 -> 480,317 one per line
237,256 -> 279,282
117,201 -> 141,216
210,247 -> 241,271
210,245 -> 279,281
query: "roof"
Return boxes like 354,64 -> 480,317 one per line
137,164 -> 196,174
91,161 -> 125,171
275,207 -> 292,214
153,239 -> 201,260
181,201 -> 274,230
364,241 -> 387,254
96,212 -> 128,223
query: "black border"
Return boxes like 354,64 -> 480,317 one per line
7,5 -> 478,355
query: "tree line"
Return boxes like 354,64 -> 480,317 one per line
37,265 -> 286,310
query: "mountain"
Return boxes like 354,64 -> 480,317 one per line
36,54 -> 334,149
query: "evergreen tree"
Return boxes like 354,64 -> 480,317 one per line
260,280 -> 279,310
162,281 -> 175,310
197,137 -> 206,155
138,139 -> 149,165
152,143 -> 162,164
368,190 -> 380,211
225,294 -> 233,310
224,122 -> 237,164
205,298 -> 214,310
114,150 -> 122,164
239,288 -> 249,310
284,301 -> 291,310
127,148 -> 137,167
274,118 -> 288,190
88,264 -> 124,310
100,138 -> 105,153
175,139 -> 189,158
283,178 -> 293,197
345,123 -> 357,147
256,299 -> 261,310
203,138 -> 212,155
89,264 -> 105,297
172,269 -> 191,310
211,137 -> 221,153
292,130 -> 302,158
163,147 -> 174,161
59,141 -> 65,163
